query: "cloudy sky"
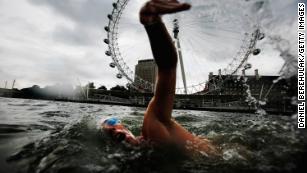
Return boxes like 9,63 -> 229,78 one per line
0,0 -> 303,90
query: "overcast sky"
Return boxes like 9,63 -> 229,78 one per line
0,0 -> 303,90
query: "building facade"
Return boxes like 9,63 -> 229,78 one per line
205,69 -> 295,101
206,69 -> 287,96
134,59 -> 158,92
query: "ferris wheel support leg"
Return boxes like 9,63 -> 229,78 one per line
176,39 -> 188,95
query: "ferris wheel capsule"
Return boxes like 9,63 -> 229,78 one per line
107,14 -> 113,20
104,39 -> 110,44
244,63 -> 252,70
253,48 -> 261,55
116,74 -> 122,79
105,51 -> 112,56
109,62 -> 116,68
112,3 -> 117,9
104,26 -> 110,32
258,33 -> 265,40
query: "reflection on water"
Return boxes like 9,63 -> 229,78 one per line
0,97 -> 306,173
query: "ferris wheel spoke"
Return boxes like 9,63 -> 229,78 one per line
204,25 -> 243,35
198,29 -> 243,41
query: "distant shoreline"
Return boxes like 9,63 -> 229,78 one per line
0,96 -> 294,116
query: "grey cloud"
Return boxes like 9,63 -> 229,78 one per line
28,0 -> 112,27
0,0 -> 127,88
52,25 -> 98,46
28,0 -> 112,46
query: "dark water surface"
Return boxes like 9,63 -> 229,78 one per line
0,97 -> 306,173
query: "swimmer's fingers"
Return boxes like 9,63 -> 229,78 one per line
149,1 -> 191,15
151,0 -> 179,3
140,0 -> 190,25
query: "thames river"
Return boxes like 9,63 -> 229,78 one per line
0,97 -> 306,173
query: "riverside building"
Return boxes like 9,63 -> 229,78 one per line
134,59 -> 158,92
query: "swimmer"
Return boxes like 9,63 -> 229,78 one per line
102,0 -> 217,156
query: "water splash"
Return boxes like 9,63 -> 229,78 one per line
269,36 -> 297,79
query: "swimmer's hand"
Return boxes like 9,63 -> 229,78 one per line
140,0 -> 191,25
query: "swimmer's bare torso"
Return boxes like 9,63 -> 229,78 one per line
102,0 -> 217,156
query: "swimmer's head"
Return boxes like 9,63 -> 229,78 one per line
101,117 -> 139,145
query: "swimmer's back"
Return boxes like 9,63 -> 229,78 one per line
142,99 -> 217,155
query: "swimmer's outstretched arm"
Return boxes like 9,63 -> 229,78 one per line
140,0 -> 191,124
140,2 -> 218,155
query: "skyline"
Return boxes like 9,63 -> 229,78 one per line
0,0 -> 301,89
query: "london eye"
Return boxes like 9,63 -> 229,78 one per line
103,0 -> 264,94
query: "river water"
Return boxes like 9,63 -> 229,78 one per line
0,97 -> 306,173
